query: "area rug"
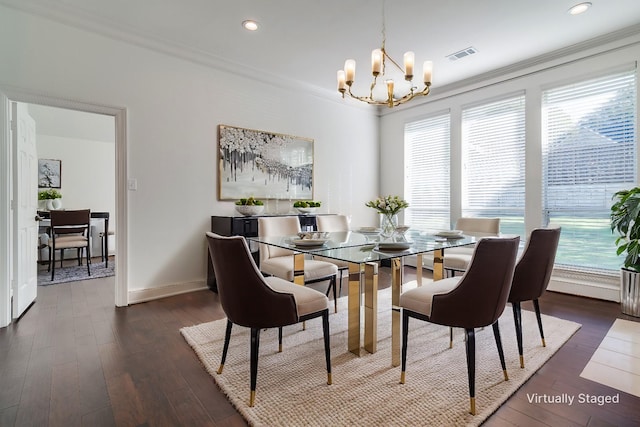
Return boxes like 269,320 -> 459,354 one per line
37,261 -> 115,286
181,285 -> 581,426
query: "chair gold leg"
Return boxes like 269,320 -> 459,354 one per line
249,390 -> 256,407
519,355 -> 525,369
278,343 -> 283,353
400,371 -> 405,384
541,337 -> 546,347
216,364 -> 224,374
503,369 -> 509,381
470,397 -> 476,415
327,373 -> 332,385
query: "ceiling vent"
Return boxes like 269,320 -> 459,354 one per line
447,46 -> 478,61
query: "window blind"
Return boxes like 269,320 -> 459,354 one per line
404,114 -> 451,231
542,70 -> 637,271
461,95 -> 526,237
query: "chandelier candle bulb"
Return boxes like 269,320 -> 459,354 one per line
337,70 -> 346,93
372,49 -> 382,75
423,61 -> 433,85
404,51 -> 414,79
345,59 -> 356,84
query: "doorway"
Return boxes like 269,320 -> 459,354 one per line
0,89 -> 128,328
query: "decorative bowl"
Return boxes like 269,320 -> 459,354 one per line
235,205 -> 265,216
296,207 -> 317,214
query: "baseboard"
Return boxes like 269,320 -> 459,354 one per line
128,280 -> 208,305
547,272 -> 620,302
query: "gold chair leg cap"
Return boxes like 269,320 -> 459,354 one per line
400,371 -> 406,384
503,369 -> 509,381
216,365 -> 224,375
519,355 -> 525,369
542,338 -> 546,347
449,341 -> 453,349
327,373 -> 332,385
469,397 -> 476,415
278,344 -> 283,353
249,391 -> 256,407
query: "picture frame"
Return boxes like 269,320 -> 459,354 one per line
38,159 -> 62,188
218,124 -> 314,201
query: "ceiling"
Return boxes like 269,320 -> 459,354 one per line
4,0 -> 640,106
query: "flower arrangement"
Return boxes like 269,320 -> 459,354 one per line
38,189 -> 62,200
365,195 -> 409,215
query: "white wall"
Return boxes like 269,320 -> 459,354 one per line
0,5 -> 379,300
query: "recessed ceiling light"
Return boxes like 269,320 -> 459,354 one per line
568,2 -> 592,15
242,20 -> 259,31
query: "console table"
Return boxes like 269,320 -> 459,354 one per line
207,213 -> 327,292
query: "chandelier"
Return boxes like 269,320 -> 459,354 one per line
337,0 -> 433,108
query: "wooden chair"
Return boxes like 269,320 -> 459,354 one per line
206,232 -> 332,407
258,216 -> 339,312
508,227 -> 561,368
47,209 -> 92,281
399,236 -> 520,415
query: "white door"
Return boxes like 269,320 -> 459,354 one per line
12,102 -> 38,318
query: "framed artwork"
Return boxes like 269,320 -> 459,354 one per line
38,159 -> 62,188
218,124 -> 314,200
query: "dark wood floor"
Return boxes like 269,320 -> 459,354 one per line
1,266 -> 639,426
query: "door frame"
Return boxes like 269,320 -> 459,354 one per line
0,86 -> 128,327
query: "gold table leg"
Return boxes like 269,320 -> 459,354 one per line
416,254 -> 423,287
364,262 -> 378,354
348,262 -> 361,356
391,257 -> 403,367
432,248 -> 444,281
293,253 -> 305,286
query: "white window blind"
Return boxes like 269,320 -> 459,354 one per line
404,114 -> 451,231
462,95 -> 526,237
542,70 -> 637,271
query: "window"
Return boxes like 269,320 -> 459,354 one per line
462,95 -> 526,237
404,114 -> 450,231
542,70 -> 637,271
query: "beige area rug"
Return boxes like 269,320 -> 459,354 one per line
181,285 -> 581,426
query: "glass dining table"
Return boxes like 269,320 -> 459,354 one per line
247,229 -> 476,366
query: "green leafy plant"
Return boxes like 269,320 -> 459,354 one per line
235,197 -> 264,206
293,200 -> 321,208
611,187 -> 640,271
38,189 -> 62,200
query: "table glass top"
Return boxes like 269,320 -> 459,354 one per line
247,229 -> 477,263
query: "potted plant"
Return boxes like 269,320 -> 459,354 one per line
610,187 -> 640,317
38,189 -> 63,211
235,197 -> 264,216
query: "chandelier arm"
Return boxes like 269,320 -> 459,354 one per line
382,49 -> 406,75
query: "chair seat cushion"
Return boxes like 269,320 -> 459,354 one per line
313,255 -> 349,269
421,247 -> 474,271
400,277 -> 462,317
48,236 -> 88,249
261,256 -> 338,282
265,276 -> 329,317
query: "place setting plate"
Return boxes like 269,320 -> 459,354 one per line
291,238 -> 330,247
376,241 -> 412,251
434,229 -> 465,239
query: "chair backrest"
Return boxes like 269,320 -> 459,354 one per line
430,236 -> 520,329
50,209 -> 90,236
206,232 -> 298,327
509,227 -> 561,303
316,215 -> 350,232
455,217 -> 500,237
258,216 -> 300,262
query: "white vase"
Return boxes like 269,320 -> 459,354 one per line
46,198 -> 62,210
380,213 -> 398,238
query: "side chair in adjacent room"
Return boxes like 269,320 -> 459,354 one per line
47,209 -> 92,281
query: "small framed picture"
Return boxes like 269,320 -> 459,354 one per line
38,159 -> 62,188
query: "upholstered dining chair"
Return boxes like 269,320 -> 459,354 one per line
422,217 -> 501,276
399,236 -> 520,415
206,232 -> 332,407
47,209 -> 92,281
315,214 -> 351,297
508,227 -> 561,368
258,216 -> 339,312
